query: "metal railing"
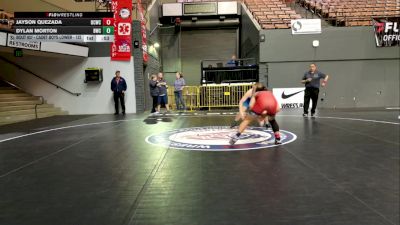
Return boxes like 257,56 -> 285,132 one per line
167,84 -> 254,111
34,96 -> 45,119
199,84 -> 253,109
1,79 -> 45,119
200,58 -> 258,85
0,56 -> 81,96
168,86 -> 200,111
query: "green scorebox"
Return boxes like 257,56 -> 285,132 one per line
102,26 -> 114,35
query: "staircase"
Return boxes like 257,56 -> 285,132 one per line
0,81 -> 68,126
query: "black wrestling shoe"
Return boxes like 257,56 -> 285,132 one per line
302,113 -> 308,117
229,136 -> 239,145
275,139 -> 282,145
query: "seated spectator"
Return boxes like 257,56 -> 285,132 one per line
226,55 -> 239,67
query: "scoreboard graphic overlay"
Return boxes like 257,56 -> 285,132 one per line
13,12 -> 115,42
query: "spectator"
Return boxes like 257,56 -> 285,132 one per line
110,70 -> 127,115
174,72 -> 186,111
149,74 -> 159,114
157,72 -> 170,113
226,54 -> 239,67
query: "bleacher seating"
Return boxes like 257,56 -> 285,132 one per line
174,0 -> 301,29
173,0 -> 398,29
300,0 -> 400,26
244,0 -> 302,29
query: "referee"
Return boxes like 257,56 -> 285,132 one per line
301,63 -> 329,117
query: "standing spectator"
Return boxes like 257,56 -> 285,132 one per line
111,70 -> 127,115
157,72 -> 170,113
174,72 -> 186,111
301,63 -> 329,117
149,74 -> 159,114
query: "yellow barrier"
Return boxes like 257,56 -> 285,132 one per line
199,84 -> 253,110
168,86 -> 199,111
168,84 -> 254,111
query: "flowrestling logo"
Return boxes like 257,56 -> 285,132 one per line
145,126 -> 297,151
373,17 -> 400,47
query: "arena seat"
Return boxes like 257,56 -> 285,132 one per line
176,0 -> 397,29
299,0 -> 400,26
245,0 -> 303,29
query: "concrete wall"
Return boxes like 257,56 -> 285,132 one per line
240,4 -> 260,62
259,26 -> 400,108
160,26 -> 181,83
0,20 -> 147,115
181,29 -> 238,85
160,28 -> 238,85
132,20 -> 161,113
0,53 -> 136,114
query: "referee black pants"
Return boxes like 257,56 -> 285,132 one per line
303,87 -> 319,114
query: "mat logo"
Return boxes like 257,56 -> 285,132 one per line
146,126 -> 297,151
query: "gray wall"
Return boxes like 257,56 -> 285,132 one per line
133,20 -> 161,113
240,5 -> 260,62
160,26 -> 181,84
161,28 -> 238,85
86,21 -> 161,113
0,51 -> 136,114
181,29 -> 238,85
260,26 -> 400,108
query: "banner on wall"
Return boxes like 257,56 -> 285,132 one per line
137,0 -> 148,63
273,88 -> 305,109
111,0 -> 132,61
373,17 -> 400,47
291,19 -> 321,35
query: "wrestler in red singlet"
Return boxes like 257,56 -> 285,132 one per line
230,89 -> 282,146
251,90 -> 278,116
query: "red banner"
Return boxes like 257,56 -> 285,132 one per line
137,0 -> 148,63
111,0 -> 132,61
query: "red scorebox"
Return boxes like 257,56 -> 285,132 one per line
102,18 -> 114,26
